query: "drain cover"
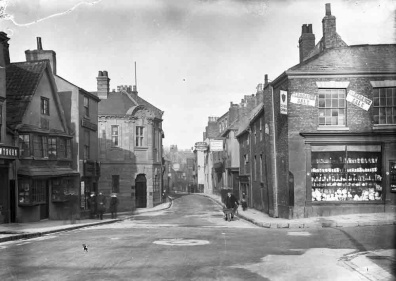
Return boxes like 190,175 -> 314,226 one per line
153,238 -> 209,246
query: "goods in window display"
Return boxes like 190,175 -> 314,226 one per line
311,148 -> 382,202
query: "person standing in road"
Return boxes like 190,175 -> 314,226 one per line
225,191 -> 239,219
109,193 -> 119,219
88,192 -> 97,219
97,192 -> 107,220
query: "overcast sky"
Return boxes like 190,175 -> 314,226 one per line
1,0 -> 395,149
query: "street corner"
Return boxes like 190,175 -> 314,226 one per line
340,249 -> 396,281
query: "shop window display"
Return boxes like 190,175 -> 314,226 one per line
311,145 -> 382,202
18,179 -> 47,206
52,178 -> 75,202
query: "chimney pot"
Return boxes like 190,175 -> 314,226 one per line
98,71 -> 103,77
37,37 -> 43,50
103,70 -> 108,77
325,3 -> 331,16
265,74 -> 268,85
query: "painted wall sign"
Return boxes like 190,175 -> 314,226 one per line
280,90 -> 288,115
346,90 -> 372,111
81,119 -> 98,131
210,140 -> 223,152
290,92 -> 316,107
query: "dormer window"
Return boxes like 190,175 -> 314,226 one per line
41,97 -> 49,115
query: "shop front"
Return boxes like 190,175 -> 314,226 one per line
301,132 -> 396,217
0,145 -> 19,223
17,165 -> 79,222
80,160 -> 100,218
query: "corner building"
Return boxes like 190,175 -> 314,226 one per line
95,77 -> 164,210
263,4 -> 396,218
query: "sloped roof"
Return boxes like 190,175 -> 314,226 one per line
6,60 -> 47,127
236,102 -> 264,138
97,91 -> 163,119
288,44 -> 396,74
220,117 -> 240,137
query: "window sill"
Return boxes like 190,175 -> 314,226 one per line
135,146 -> 148,150
317,126 -> 350,131
372,124 -> 396,131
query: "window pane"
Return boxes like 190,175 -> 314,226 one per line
379,90 -> 386,106
331,99 -> 338,107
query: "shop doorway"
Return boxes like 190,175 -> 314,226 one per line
135,174 -> 147,208
10,180 -> 16,223
40,180 -> 49,220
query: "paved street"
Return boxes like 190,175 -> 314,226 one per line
0,194 -> 395,281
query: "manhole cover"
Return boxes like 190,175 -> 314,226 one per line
153,238 -> 209,246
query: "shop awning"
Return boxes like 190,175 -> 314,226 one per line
18,166 -> 79,177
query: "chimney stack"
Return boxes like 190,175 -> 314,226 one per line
299,24 -> 315,62
0,32 -> 10,66
322,3 -> 337,49
97,70 -> 110,100
25,37 -> 57,74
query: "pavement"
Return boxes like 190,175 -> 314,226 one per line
0,192 -> 395,244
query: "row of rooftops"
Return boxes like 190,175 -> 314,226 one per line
2,35 -> 164,131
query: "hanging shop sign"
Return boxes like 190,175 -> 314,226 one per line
290,92 -> 316,107
280,90 -> 288,115
0,145 -> 18,159
346,90 -> 372,111
210,140 -> 223,152
194,142 -> 208,151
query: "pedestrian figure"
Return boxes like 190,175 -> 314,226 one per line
88,192 -> 97,219
225,191 -> 239,219
97,192 -> 107,220
109,193 -> 119,219
241,193 -> 248,211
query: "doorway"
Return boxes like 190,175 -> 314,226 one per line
39,180 -> 49,220
135,174 -> 147,208
10,180 -> 16,223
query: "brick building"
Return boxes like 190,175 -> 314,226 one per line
95,77 -> 164,210
262,3 -> 396,218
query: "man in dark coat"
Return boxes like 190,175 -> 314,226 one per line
109,193 -> 119,219
225,191 -> 239,219
97,192 -> 107,220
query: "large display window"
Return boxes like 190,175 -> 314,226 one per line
311,145 -> 382,202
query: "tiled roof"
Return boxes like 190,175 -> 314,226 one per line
236,102 -> 264,138
97,91 -> 163,119
288,44 -> 396,73
6,60 -> 48,127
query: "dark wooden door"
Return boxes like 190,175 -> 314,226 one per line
135,175 -> 147,208
40,181 -> 49,220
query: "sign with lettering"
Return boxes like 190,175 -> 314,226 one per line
0,145 -> 19,159
346,90 -> 372,111
210,140 -> 223,152
290,92 -> 316,107
280,90 -> 287,115
81,119 -> 98,131
195,142 -> 208,151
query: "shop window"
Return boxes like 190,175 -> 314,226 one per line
19,134 -> 30,157
311,145 -> 382,202
136,126 -> 144,147
318,89 -> 346,126
83,96 -> 89,117
111,125 -> 119,147
41,97 -> 50,115
48,137 -> 57,159
0,103 -> 2,142
373,87 -> 396,124
390,161 -> 396,193
18,179 -> 47,206
52,178 -> 74,202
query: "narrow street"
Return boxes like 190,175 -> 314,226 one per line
0,194 -> 394,281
